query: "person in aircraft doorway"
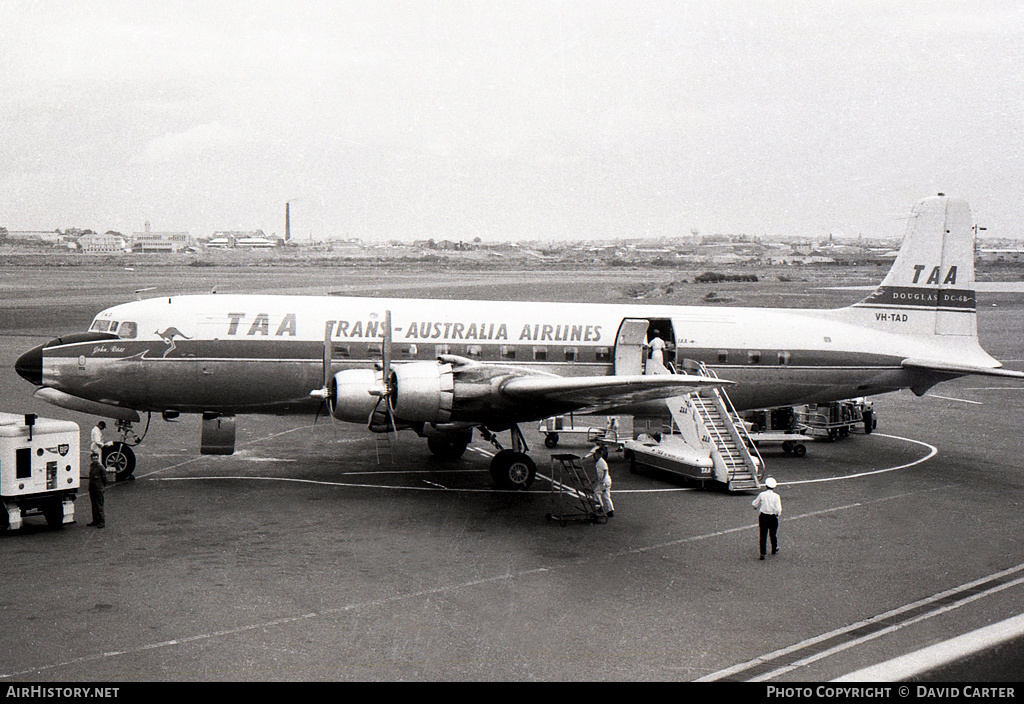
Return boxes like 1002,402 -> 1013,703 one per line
646,332 -> 669,375
588,445 -> 614,518
752,477 -> 782,559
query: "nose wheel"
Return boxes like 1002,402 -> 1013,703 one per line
101,442 -> 137,481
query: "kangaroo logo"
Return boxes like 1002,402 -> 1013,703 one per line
155,327 -> 192,357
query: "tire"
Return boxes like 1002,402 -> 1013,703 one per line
863,410 -> 874,434
624,450 -> 639,474
489,450 -> 536,490
43,498 -> 65,528
544,433 -> 559,449
427,431 -> 471,460
102,442 -> 136,481
781,441 -> 794,454
793,443 -> 807,457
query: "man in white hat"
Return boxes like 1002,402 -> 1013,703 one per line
752,477 -> 782,559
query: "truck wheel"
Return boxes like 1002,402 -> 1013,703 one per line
102,442 -> 136,481
43,499 -> 65,528
793,444 -> 807,457
427,431 -> 471,460
544,433 -> 559,448
863,410 -> 874,434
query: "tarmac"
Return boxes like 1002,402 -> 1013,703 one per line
1,269 -> 1023,682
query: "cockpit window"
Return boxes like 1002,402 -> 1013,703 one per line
118,322 -> 137,339
90,319 -> 112,332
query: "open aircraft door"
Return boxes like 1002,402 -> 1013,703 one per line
614,318 -> 651,375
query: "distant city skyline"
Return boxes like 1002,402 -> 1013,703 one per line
3,2 -> 1023,241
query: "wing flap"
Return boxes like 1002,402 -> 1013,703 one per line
501,373 -> 731,410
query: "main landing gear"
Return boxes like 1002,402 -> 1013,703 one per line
477,425 -> 536,490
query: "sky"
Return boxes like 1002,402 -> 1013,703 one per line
2,1 -> 1023,242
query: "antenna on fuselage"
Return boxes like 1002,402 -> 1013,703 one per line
134,287 -> 157,301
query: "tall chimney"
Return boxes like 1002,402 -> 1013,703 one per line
285,202 -> 290,241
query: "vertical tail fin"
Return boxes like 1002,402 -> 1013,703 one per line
851,195 -> 977,337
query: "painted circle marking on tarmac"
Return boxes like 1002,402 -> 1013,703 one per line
146,432 -> 937,494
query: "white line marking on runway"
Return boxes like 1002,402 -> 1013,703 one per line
0,487 -> 942,680
697,561 -> 1024,682
926,393 -> 983,405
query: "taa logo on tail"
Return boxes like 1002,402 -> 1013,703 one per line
912,265 -> 957,285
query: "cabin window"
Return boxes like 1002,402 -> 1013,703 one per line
748,350 -> 761,364
777,351 -> 791,365
533,347 -> 547,361
332,343 -> 351,358
501,345 -> 516,360
467,345 -> 482,359
564,347 -> 578,362
400,344 -> 418,358
595,347 -> 611,363
434,344 -> 450,357
367,342 -> 382,359
118,322 -> 137,339
717,350 -> 729,363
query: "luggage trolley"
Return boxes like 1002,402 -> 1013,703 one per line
546,453 -> 608,525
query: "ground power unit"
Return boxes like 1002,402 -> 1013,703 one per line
1,413 -> 80,530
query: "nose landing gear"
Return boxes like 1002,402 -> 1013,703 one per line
101,415 -> 149,481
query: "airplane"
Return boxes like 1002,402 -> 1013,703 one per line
15,195 -> 1024,489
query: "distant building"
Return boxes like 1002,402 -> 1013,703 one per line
131,223 -> 191,253
6,230 -> 66,244
204,230 -> 281,249
78,232 -> 127,253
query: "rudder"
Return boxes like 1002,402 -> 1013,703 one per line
852,195 -> 977,337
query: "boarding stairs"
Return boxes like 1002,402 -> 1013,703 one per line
681,363 -> 764,491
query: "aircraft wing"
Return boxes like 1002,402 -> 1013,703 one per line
500,373 -> 732,412
901,358 -> 1024,381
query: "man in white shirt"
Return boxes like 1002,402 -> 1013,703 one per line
589,445 -> 614,518
752,477 -> 782,559
90,421 -> 108,457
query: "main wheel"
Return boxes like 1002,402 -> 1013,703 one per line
102,442 -> 136,481
427,430 -> 472,460
489,450 -> 536,490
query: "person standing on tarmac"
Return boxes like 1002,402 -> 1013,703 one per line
90,420 -> 108,457
752,477 -> 781,559
87,453 -> 106,528
589,445 -> 614,518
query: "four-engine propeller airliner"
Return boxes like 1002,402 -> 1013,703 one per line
15,195 -> 1024,488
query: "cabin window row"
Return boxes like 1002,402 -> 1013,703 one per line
332,342 -> 611,363
717,350 -> 793,365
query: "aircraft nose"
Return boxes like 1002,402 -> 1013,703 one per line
15,343 -> 44,386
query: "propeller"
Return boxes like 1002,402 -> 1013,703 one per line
310,321 -> 337,431
367,310 -> 400,457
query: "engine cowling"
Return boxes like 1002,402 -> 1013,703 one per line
330,362 -> 455,424
331,368 -> 383,423
390,361 -> 454,423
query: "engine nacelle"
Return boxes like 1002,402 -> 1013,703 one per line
331,368 -> 383,423
391,361 -> 454,423
330,362 -> 455,424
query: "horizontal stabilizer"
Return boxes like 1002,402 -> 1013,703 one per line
901,359 -> 1024,381
501,373 -> 732,410
34,387 -> 142,423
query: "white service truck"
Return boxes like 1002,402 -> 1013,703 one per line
1,413 -> 80,530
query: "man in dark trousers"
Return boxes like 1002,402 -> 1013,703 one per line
87,452 -> 106,528
752,477 -> 781,559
